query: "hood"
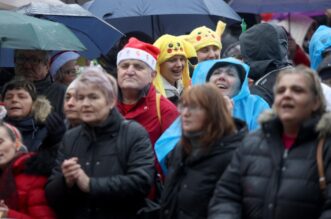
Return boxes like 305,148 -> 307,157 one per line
191,57 -> 250,101
32,96 -> 52,123
239,23 -> 290,80
309,25 -> 331,70
259,109 -> 331,138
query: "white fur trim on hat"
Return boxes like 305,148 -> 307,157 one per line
117,48 -> 157,70
50,51 -> 80,77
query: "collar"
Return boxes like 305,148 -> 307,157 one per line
33,73 -> 53,94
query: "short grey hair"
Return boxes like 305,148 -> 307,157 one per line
76,67 -> 118,103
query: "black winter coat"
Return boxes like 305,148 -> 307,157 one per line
208,112 -> 331,219
160,119 -> 247,219
45,109 -> 155,219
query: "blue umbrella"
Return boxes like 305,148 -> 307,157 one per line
16,3 -> 124,59
228,0 -> 331,13
85,0 -> 241,40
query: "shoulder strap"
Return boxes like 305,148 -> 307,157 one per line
156,93 -> 162,125
317,137 -> 326,190
116,120 -> 131,172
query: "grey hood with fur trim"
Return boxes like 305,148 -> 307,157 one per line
259,109 -> 331,138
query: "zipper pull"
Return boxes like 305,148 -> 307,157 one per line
283,149 -> 289,159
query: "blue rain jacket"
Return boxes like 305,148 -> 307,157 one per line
309,25 -> 331,70
155,57 -> 269,173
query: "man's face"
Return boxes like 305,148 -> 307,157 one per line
15,50 -> 49,81
117,59 -> 155,91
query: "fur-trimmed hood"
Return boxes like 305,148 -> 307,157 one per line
258,109 -> 331,138
32,95 -> 52,124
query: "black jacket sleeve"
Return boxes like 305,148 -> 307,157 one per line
208,145 -> 243,219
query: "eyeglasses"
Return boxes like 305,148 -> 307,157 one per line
177,103 -> 204,114
61,68 -> 77,76
15,56 -> 46,65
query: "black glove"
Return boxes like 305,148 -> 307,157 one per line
44,112 -> 66,146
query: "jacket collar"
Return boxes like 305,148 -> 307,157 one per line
82,108 -> 124,141
33,73 -> 53,94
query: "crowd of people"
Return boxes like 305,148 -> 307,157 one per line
1,11 -> 331,219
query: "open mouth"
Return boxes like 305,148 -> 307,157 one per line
215,83 -> 228,89
281,103 -> 295,109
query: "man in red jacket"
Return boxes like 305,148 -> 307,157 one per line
116,37 -> 179,184
116,37 -> 179,147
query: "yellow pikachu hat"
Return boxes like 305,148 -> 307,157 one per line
153,34 -> 197,96
185,21 -> 226,52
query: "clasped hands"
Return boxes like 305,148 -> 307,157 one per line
61,157 -> 90,193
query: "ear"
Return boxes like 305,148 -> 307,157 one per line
108,98 -> 117,110
312,98 -> 321,112
151,70 -> 157,79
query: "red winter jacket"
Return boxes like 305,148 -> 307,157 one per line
117,85 -> 179,146
6,153 -> 56,219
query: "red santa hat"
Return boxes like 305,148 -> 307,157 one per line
117,37 -> 160,70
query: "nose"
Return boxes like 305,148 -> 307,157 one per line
67,97 -> 76,107
283,88 -> 293,98
207,50 -> 217,59
126,65 -> 136,75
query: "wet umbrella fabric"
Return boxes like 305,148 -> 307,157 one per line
16,3 -> 124,59
85,0 -> 241,40
0,10 -> 86,51
228,0 -> 331,13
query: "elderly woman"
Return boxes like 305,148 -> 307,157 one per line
160,83 -> 247,219
50,51 -> 80,86
0,121 -> 56,218
192,57 -> 269,130
2,80 -> 66,152
45,67 -> 155,219
63,81 -> 81,129
153,34 -> 196,104
155,58 -> 269,173
209,65 -> 331,219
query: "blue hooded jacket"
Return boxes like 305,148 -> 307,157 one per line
309,25 -> 331,70
155,57 -> 269,173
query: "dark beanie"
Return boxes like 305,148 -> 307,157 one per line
206,62 -> 246,85
2,80 -> 37,101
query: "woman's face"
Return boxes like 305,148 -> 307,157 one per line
0,127 -> 17,169
64,88 -> 80,122
160,55 -> 186,86
208,66 -> 242,97
77,83 -> 114,126
57,60 -> 78,86
197,45 -> 220,62
179,102 -> 206,134
3,89 -> 33,119
274,73 -> 320,126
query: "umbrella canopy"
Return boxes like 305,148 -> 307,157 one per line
0,0 -> 64,10
85,0 -> 241,40
0,10 -> 86,51
228,0 -> 331,13
16,3 -> 124,59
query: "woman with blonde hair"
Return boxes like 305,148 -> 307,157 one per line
209,65 -> 331,219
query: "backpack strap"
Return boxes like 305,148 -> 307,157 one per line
156,93 -> 162,126
116,120 -> 132,172
317,137 -> 326,190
